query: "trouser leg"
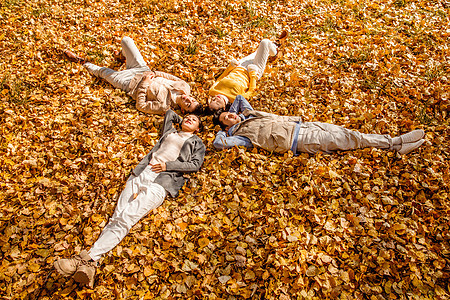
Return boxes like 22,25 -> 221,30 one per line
121,36 -> 148,69
88,167 -> 166,261
82,36 -> 150,92
83,62 -> 146,92
296,122 -> 393,154
238,39 -> 277,79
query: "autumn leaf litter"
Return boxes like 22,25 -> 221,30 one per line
0,0 -> 449,299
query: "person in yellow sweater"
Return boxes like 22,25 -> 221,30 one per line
208,33 -> 287,113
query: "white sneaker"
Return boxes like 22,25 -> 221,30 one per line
400,129 -> 425,144
398,139 -> 425,154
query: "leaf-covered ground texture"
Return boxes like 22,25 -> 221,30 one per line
0,0 -> 449,299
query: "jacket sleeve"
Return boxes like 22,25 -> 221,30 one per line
135,87 -> 169,115
229,95 -> 254,114
161,109 -> 183,135
135,80 -> 149,105
213,131 -> 253,149
241,70 -> 258,99
280,116 -> 302,123
154,71 -> 183,82
165,140 -> 206,172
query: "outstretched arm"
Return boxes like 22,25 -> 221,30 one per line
214,59 -> 239,83
242,70 -> 258,99
154,71 -> 183,81
213,131 -> 253,149
229,95 -> 254,114
136,89 -> 168,115
161,109 -> 183,135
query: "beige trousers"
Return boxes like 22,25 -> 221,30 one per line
88,166 -> 166,261
83,36 -> 150,92
296,122 -> 393,154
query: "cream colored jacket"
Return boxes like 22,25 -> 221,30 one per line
128,71 -> 190,114
232,110 -> 302,153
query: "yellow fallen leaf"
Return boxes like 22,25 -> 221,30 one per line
198,237 -> 210,248
28,263 -> 40,273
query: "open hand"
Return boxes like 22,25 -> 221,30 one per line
150,162 -> 166,173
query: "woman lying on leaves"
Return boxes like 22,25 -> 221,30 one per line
207,31 -> 288,113
54,110 -> 206,288
64,36 -> 203,115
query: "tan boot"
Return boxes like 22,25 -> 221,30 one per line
274,30 -> 289,47
63,50 -> 87,64
113,50 -> 126,64
53,250 -> 93,277
73,260 -> 97,288
269,30 -> 289,63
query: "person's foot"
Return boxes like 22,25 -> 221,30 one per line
268,49 -> 282,63
399,129 -> 425,144
73,261 -> 97,288
398,139 -> 425,155
113,50 -> 126,64
64,50 -> 87,64
269,30 -> 289,63
274,30 -> 289,48
53,250 -> 93,277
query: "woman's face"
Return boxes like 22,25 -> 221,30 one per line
178,95 -> 200,113
181,115 -> 200,133
209,95 -> 227,111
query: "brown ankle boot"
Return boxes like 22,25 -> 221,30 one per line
64,50 -> 87,64
113,50 -> 126,64
54,250 -> 93,277
274,30 -> 289,47
73,262 -> 97,288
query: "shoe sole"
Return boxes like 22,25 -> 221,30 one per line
73,270 -> 91,285
64,50 -> 86,64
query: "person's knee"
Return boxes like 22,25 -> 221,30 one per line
260,39 -> 277,55
260,39 -> 271,47
121,36 -> 133,46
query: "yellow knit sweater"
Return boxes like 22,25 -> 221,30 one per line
209,66 -> 258,102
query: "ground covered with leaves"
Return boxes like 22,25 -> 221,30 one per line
1,0 -> 449,299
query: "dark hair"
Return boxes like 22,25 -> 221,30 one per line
197,115 -> 204,132
205,101 -> 232,115
212,109 -> 227,131
191,103 -> 204,115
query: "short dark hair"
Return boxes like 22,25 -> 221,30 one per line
205,102 -> 232,115
191,103 -> 204,115
212,109 -> 227,131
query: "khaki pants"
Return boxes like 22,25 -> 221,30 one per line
88,166 -> 166,261
83,36 -> 150,92
238,39 -> 277,79
296,122 -> 393,154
